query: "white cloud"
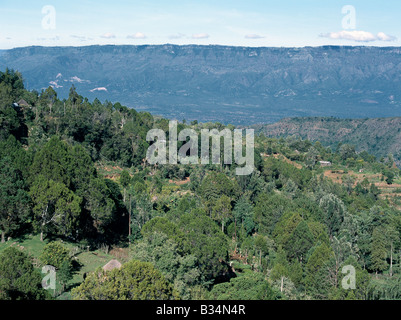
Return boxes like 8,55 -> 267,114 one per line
377,32 -> 397,41
127,32 -> 147,39
320,30 -> 396,42
69,76 -> 90,84
192,33 -> 210,39
245,34 -> 265,39
90,87 -> 108,92
49,81 -> 62,88
100,32 -> 116,39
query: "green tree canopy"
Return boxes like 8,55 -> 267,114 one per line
0,247 -> 49,300
254,193 -> 296,235
0,157 -> 31,242
71,260 -> 179,300
29,175 -> 82,241
319,193 -> 347,238
178,212 -> 229,282
209,273 -> 281,300
131,232 -> 202,299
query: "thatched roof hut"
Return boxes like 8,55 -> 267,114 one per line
17,99 -> 29,107
102,259 -> 122,272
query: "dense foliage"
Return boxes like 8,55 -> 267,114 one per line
1,68 -> 401,300
0,247 -> 49,300
71,260 -> 179,300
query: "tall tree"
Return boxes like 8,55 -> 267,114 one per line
119,169 -> 131,204
131,232 -> 202,299
305,146 -> 318,169
271,247 -> 290,293
39,86 -> 57,115
211,194 -> 232,233
254,193 -> 295,235
371,227 -> 388,277
232,196 -> 255,238
319,193 -> 347,238
29,136 -> 70,187
305,243 -> 334,298
178,212 -> 229,282
385,225 -> 399,277
0,157 -> 31,242
29,175 -> 82,241
0,247 -> 49,300
199,172 -> 240,215
0,135 -> 32,179
84,178 -> 116,234
286,220 -> 315,263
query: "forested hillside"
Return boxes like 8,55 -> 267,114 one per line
1,69 -> 401,300
254,117 -> 401,167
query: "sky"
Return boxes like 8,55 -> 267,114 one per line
0,0 -> 400,49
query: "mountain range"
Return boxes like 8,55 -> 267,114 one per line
1,45 -> 401,125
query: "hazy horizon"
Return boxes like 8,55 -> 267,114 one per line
1,0 -> 400,49
4,43 -> 401,51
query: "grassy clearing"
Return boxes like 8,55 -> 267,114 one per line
95,162 -> 125,181
0,234 -> 128,300
0,234 -> 47,259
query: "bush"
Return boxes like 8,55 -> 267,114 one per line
71,260 -> 179,300
40,241 -> 71,269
